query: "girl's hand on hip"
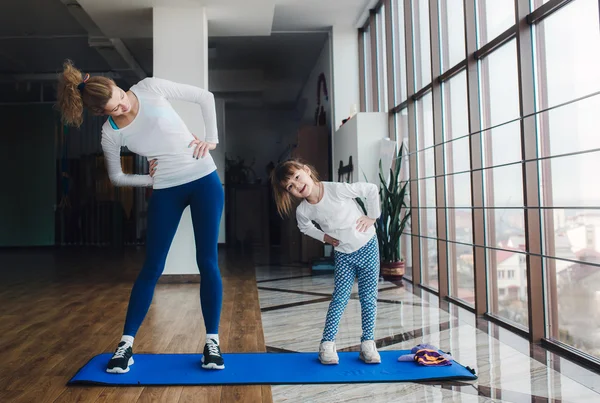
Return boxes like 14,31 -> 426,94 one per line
189,133 -> 217,159
356,216 -> 376,232
149,159 -> 158,177
324,234 -> 340,247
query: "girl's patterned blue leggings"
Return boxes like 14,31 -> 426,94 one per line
322,236 -> 379,343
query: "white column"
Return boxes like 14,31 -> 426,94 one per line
331,26 -> 360,131
153,7 -> 211,275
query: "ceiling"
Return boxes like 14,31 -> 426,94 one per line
73,0 -> 372,38
0,0 -> 374,106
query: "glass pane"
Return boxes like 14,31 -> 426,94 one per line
448,239 -> 475,304
418,149 -> 435,179
412,0 -> 431,90
404,233 -> 412,278
443,70 -> 470,174
481,41 -> 520,177
544,208 -> 600,264
544,152 -> 600,208
545,256 -> 600,360
447,172 -> 472,209
489,250 -> 529,329
376,4 -> 388,111
422,236 -> 438,289
395,109 -> 411,181
477,0 -> 515,47
447,207 -> 473,244
404,234 -> 416,280
393,0 -> 407,103
445,136 -> 470,174
421,178 -> 436,208
536,95 -> 600,158
439,0 -> 465,72
416,92 -> 434,179
486,207 -> 526,249
536,0 -> 600,109
419,166 -> 438,287
481,39 -> 520,125
487,164 -> 524,208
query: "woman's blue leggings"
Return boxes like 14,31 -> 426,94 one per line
123,170 -> 224,337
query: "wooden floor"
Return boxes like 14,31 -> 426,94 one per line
0,247 -> 273,403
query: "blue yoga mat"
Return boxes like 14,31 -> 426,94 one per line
68,351 -> 477,386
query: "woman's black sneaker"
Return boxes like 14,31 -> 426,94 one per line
201,339 -> 224,369
106,341 -> 134,374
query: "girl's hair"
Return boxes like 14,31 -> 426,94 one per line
270,159 -> 320,218
56,59 -> 116,127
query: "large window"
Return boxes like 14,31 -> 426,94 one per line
535,0 -> 600,359
359,0 -> 600,368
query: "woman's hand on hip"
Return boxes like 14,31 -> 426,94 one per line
149,159 -> 158,177
189,133 -> 216,159
324,234 -> 340,247
356,216 -> 376,232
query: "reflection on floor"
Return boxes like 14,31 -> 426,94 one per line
256,265 -> 600,403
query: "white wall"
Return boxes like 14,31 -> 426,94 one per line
225,107 -> 299,183
296,37 -> 332,131
331,25 -> 360,131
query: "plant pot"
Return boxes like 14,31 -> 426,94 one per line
380,261 -> 405,281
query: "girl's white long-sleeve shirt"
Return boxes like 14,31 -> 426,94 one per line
100,77 -> 218,189
296,181 -> 381,254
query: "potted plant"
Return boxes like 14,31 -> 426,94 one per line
357,143 -> 411,280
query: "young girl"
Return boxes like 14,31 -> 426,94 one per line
271,159 -> 382,365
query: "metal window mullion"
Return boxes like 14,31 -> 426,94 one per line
464,0 -> 487,316
430,0 -> 448,297
439,60 -> 467,83
412,83 -> 433,101
516,0 -> 545,343
370,11 -> 380,112
405,0 -> 421,284
474,25 -> 517,60
527,0 -> 574,24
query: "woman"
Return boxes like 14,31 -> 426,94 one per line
57,60 -> 225,373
